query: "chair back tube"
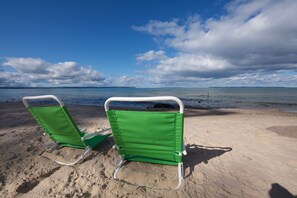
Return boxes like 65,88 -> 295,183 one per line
104,96 -> 184,114
22,95 -> 64,107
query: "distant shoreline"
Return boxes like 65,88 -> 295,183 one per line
1,86 -> 297,89
0,86 -> 136,89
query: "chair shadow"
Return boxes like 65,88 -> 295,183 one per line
184,144 -> 232,178
269,183 -> 297,198
92,136 -> 115,154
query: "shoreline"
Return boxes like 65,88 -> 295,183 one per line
2,100 -> 297,114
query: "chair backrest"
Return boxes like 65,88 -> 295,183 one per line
105,96 -> 184,166
23,95 -> 86,148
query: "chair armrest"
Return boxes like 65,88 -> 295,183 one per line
81,128 -> 111,140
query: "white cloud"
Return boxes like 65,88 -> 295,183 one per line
136,50 -> 166,62
3,57 -> 49,74
1,57 -> 106,86
148,54 -> 234,78
133,0 -> 297,85
132,19 -> 184,37
0,71 -> 34,87
146,71 -> 297,87
110,75 -> 146,87
220,72 -> 297,87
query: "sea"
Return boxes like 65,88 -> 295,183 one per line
1,87 -> 297,112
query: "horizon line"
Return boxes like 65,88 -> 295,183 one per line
0,86 -> 296,89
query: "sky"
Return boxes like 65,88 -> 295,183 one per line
1,0 -> 297,87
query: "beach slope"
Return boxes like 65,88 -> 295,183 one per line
0,103 -> 296,197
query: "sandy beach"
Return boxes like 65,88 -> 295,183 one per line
0,102 -> 297,198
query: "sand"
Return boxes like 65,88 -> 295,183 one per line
0,102 -> 297,198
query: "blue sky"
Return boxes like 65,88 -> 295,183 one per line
1,0 -> 297,87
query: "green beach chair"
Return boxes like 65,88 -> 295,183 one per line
23,95 -> 111,166
104,96 -> 187,189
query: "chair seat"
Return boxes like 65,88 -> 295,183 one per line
83,133 -> 110,149
59,133 -> 110,149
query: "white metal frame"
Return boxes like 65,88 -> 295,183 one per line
104,96 -> 184,113
105,96 -> 186,189
54,146 -> 92,166
22,94 -> 111,166
114,156 -> 126,179
23,95 -> 64,107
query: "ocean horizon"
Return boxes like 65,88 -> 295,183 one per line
1,87 -> 297,111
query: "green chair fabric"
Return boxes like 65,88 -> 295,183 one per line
28,105 -> 110,149
23,94 -> 111,166
106,110 -> 184,166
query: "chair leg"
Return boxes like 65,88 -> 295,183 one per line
54,146 -> 91,166
175,162 -> 184,189
114,156 -> 126,179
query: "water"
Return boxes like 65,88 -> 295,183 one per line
1,87 -> 297,111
